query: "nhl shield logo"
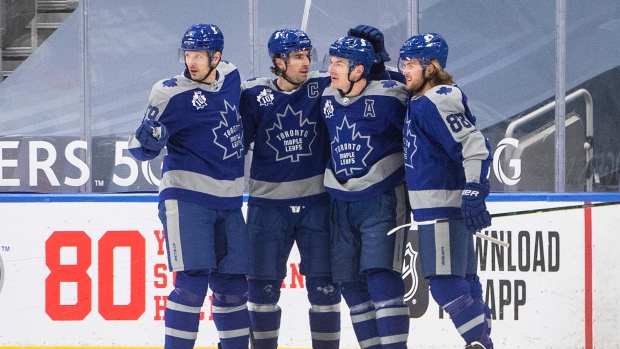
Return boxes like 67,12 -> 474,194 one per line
192,90 -> 208,110
257,88 -> 274,106
402,229 -> 429,318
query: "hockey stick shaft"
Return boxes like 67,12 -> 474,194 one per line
388,222 -> 509,247
301,0 -> 312,32
473,200 -> 620,219
475,232 -> 509,247
386,201 -> 620,244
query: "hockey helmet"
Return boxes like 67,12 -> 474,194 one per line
398,33 -> 448,69
179,24 -> 224,63
329,36 -> 375,77
268,29 -> 315,61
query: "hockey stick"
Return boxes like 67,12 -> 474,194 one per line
387,201 -> 620,246
300,0 -> 312,32
472,200 -> 620,220
389,223 -> 509,248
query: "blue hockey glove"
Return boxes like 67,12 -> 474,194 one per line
348,24 -> 391,63
461,182 -> 492,233
135,119 -> 168,151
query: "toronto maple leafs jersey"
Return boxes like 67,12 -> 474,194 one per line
404,84 -> 492,221
321,79 -> 408,202
240,71 -> 331,206
128,61 -> 245,210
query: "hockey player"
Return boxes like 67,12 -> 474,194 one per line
399,33 -> 494,349
128,24 -> 250,349
240,29 -> 341,349
322,36 -> 410,349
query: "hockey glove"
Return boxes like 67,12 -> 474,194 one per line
348,24 -> 391,64
135,119 -> 169,151
461,182 -> 492,233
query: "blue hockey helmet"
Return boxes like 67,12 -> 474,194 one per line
179,24 -> 224,62
268,29 -> 314,59
399,33 -> 448,69
329,36 -> 375,77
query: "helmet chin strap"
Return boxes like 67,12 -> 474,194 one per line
337,71 -> 363,97
185,54 -> 218,83
278,63 -> 303,89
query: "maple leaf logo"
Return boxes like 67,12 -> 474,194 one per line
162,78 -> 178,87
331,116 -> 373,176
403,118 -> 418,169
213,100 -> 244,159
382,80 -> 397,88
436,86 -> 452,95
265,105 -> 316,162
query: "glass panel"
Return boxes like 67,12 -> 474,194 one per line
565,0 -> 620,191
1,0 -> 618,193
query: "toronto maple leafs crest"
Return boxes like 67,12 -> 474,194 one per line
323,99 -> 334,118
257,88 -> 275,106
404,118 -> 418,169
213,100 -> 244,159
331,116 -> 373,176
265,104 -> 316,162
192,90 -> 208,110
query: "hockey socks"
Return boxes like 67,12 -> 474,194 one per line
211,301 -> 250,349
467,274 -> 492,336
348,301 -> 381,349
210,273 -> 250,349
164,271 -> 209,349
367,270 -> 409,349
443,294 -> 492,348
430,275 -> 492,348
309,305 -> 341,349
341,280 -> 381,349
247,303 -> 281,349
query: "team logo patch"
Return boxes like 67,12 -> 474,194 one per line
257,88 -> 275,106
192,90 -> 208,110
323,100 -> 334,118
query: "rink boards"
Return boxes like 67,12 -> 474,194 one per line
0,193 -> 618,349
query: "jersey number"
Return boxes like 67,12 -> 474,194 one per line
445,113 -> 472,133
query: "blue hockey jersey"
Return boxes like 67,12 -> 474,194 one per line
128,61 -> 245,209
240,71 -> 331,206
404,84 -> 492,221
321,79 -> 408,201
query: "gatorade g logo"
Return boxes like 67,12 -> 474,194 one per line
402,230 -> 429,318
493,138 -> 521,186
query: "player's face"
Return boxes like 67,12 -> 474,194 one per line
328,56 -> 351,90
401,59 -> 425,93
283,50 -> 311,84
184,50 -> 213,82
